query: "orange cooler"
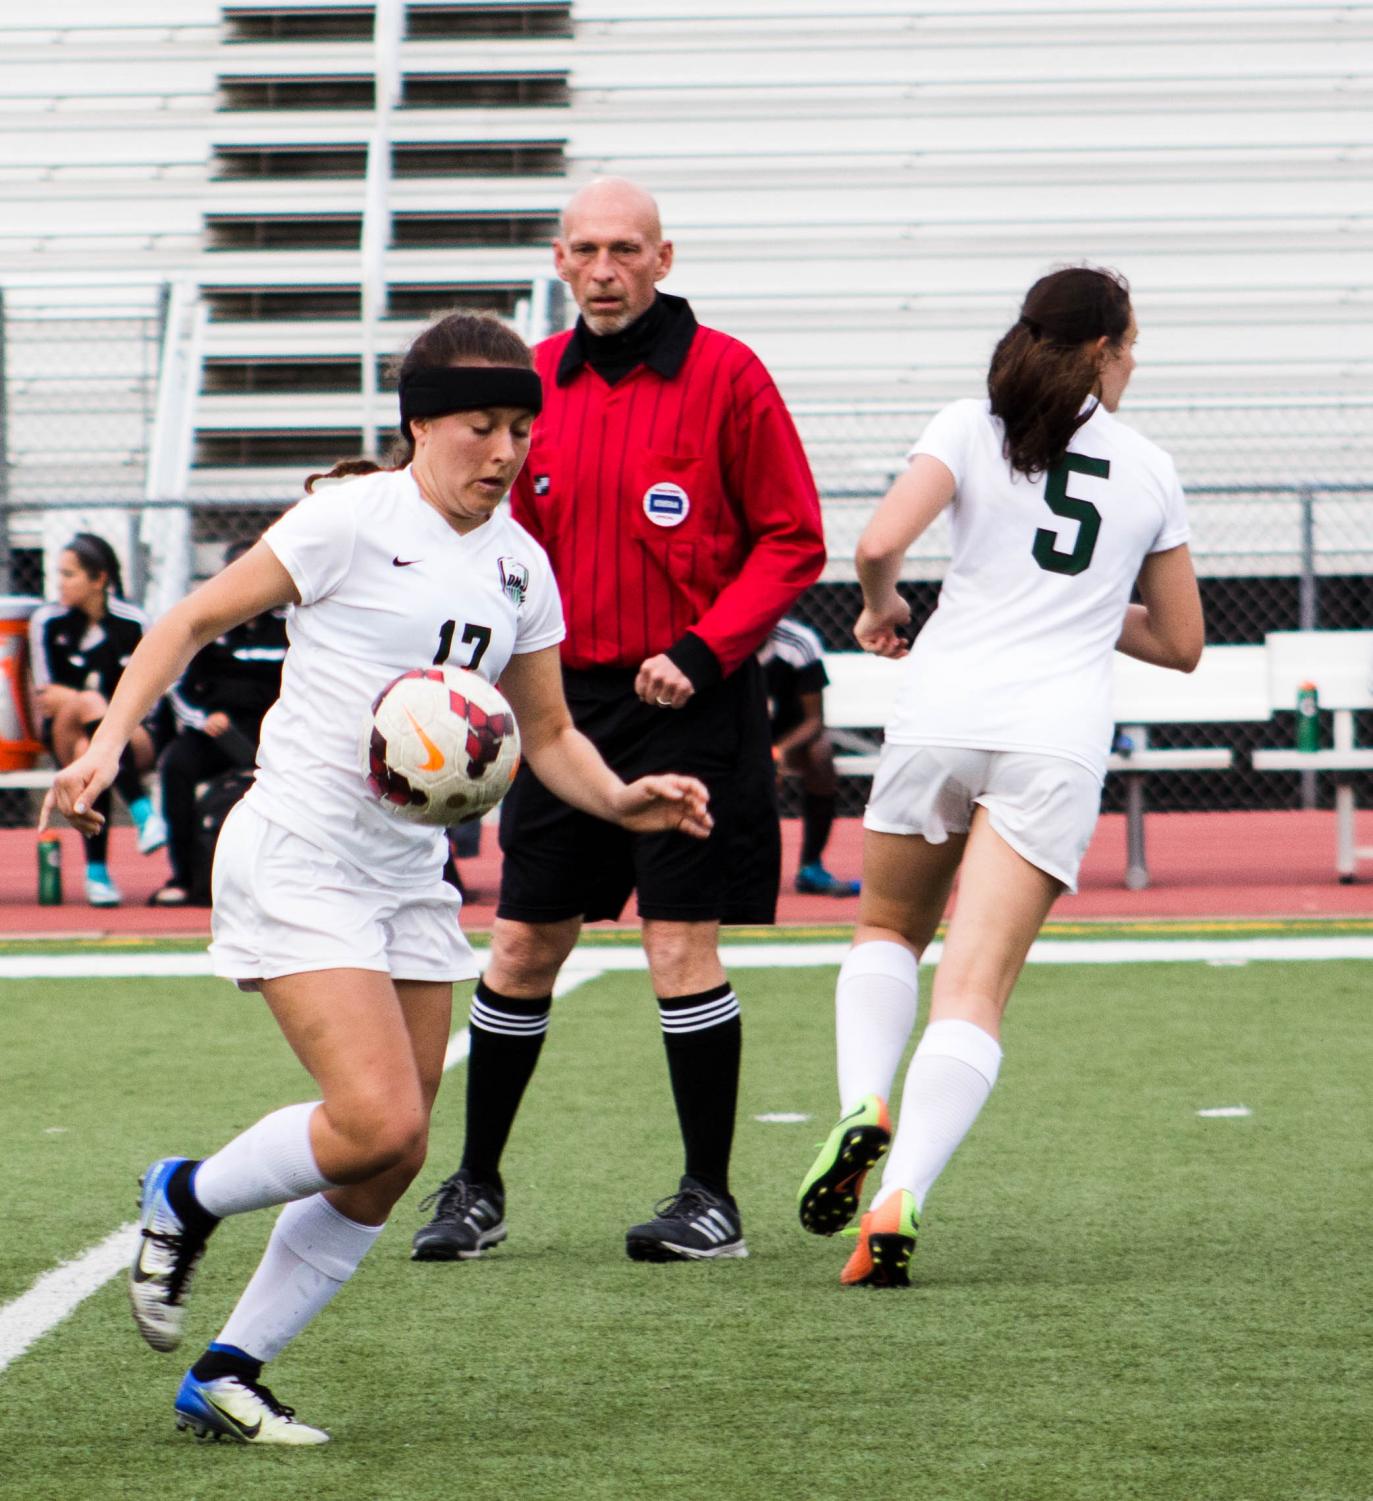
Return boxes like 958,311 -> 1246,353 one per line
0,595 -> 44,772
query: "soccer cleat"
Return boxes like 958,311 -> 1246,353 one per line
134,807 -> 169,856
795,862 -> 860,897
129,1158 -> 212,1352
839,1189 -> 919,1288
797,1093 -> 892,1236
625,1178 -> 748,1262
411,1173 -> 507,1261
174,1370 -> 329,1446
85,865 -> 121,907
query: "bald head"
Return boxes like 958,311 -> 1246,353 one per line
554,178 -> 674,335
561,177 -> 663,243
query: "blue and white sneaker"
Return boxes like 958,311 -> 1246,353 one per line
795,862 -> 860,896
85,864 -> 121,907
174,1370 -> 329,1446
134,806 -> 168,856
129,1157 -> 210,1352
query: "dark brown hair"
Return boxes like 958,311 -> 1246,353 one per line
63,531 -> 125,599
987,266 -> 1132,478
305,310 -> 534,492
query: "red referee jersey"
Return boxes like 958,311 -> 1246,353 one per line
510,319 -> 826,677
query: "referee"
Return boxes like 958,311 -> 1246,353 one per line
414,178 -> 826,1264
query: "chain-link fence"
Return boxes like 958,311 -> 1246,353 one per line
2,295 -> 1369,822
789,399 -> 1373,815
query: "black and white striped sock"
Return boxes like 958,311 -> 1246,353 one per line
657,982 -> 742,1199
458,979 -> 552,1189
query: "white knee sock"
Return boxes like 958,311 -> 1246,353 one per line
834,940 -> 920,1112
193,1102 -> 334,1219
216,1194 -> 384,1364
875,1018 -> 1003,1213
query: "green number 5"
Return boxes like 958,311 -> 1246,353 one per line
1032,453 -> 1108,576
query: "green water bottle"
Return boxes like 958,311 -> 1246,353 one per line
37,831 -> 63,905
1296,681 -> 1320,753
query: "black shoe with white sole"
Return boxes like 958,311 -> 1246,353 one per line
625,1178 -> 748,1262
411,1174 -> 507,1261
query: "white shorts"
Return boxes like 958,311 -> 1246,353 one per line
863,744 -> 1102,892
209,802 -> 477,988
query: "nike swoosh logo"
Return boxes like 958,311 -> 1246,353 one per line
404,708 -> 445,771
392,556 -> 422,567
205,1397 -> 261,1440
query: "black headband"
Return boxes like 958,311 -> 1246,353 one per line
399,366 -> 542,437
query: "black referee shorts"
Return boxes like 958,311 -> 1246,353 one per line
497,660 -> 780,925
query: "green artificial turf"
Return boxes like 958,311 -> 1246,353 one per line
1,957 -> 1370,1499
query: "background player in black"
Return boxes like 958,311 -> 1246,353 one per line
154,539 -> 288,906
27,532 -> 167,906
759,617 -> 860,896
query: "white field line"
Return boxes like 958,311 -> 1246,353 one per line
0,964 -> 610,1377
3,935 -> 1373,981
0,1225 -> 138,1376
2,934 -> 1368,1376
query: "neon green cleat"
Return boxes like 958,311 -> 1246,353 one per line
797,1094 -> 892,1236
840,1189 -> 919,1288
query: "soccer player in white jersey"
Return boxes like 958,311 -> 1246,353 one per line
795,267 -> 1205,1287
42,311 -> 712,1443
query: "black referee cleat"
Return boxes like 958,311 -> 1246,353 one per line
411,1174 -> 507,1261
625,1178 -> 748,1261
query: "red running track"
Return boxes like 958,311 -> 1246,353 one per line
1,809 -> 1369,938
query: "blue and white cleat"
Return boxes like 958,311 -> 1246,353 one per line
129,1157 -> 210,1352
174,1370 -> 330,1446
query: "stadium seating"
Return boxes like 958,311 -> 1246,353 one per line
1,0 -> 1368,519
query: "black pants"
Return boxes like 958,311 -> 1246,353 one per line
160,729 -> 255,888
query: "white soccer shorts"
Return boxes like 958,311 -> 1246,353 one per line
209,801 -> 477,989
863,744 -> 1103,892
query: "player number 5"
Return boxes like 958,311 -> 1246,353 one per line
1032,453 -> 1108,577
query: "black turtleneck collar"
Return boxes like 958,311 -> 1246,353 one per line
556,292 -> 697,387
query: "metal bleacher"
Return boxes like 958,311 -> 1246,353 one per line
0,0 -> 1369,570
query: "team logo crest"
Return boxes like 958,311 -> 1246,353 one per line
643,481 -> 690,528
498,556 -> 530,608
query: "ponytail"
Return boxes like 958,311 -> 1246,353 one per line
987,266 -> 1131,478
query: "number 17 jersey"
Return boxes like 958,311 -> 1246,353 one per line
248,466 -> 564,882
886,398 -> 1189,781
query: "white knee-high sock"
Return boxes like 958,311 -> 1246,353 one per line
835,940 -> 920,1112
216,1194 -> 384,1363
193,1102 -> 335,1219
875,1018 -> 1003,1213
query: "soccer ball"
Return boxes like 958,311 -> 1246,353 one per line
365,665 -> 521,825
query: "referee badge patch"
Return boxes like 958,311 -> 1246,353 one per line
643,481 -> 690,528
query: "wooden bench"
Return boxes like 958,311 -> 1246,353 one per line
1251,630 -> 1373,883
822,645 -> 1270,890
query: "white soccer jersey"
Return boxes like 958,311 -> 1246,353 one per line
247,466 -> 564,882
885,398 -> 1189,780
